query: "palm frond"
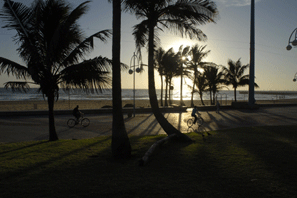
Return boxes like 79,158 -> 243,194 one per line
62,29 -> 112,66
4,81 -> 30,92
132,21 -> 149,55
1,0 -> 32,37
60,56 -> 112,93
45,1 -> 90,65
0,57 -> 29,79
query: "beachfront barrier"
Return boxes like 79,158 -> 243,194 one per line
239,91 -> 297,102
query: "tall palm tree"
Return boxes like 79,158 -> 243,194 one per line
124,0 -> 218,138
0,0 -> 112,141
175,45 -> 190,106
222,58 -> 259,101
195,72 -> 208,105
162,47 -> 179,106
154,47 -> 166,106
204,64 -> 225,105
110,0 -> 131,159
188,44 -> 210,107
188,71 -> 207,106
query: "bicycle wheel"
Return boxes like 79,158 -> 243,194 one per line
67,119 -> 76,128
197,117 -> 204,126
81,118 -> 90,127
187,127 -> 194,133
187,119 -> 194,127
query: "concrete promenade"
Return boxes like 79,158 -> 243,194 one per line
1,105 -> 297,143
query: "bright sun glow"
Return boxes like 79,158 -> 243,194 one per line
163,38 -> 194,53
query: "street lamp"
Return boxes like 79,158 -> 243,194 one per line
293,72 -> 297,82
286,28 -> 297,51
128,52 -> 141,117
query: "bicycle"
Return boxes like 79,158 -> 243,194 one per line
67,114 -> 90,128
187,113 -> 204,127
186,113 -> 210,140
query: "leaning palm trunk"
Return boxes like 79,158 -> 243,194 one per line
148,25 -> 191,141
234,88 -> 237,101
111,0 -> 131,159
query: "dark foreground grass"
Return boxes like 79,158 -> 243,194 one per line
1,125 -> 297,198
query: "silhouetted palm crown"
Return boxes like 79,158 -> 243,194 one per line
124,0 -> 218,51
0,0 -> 112,96
0,0 -> 112,141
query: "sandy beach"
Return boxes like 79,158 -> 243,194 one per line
0,98 -> 297,111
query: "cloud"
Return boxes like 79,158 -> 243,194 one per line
216,0 -> 262,7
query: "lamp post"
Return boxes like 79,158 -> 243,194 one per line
286,28 -> 297,51
128,52 -> 141,117
286,29 -> 297,82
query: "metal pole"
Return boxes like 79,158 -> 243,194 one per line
133,52 -> 136,117
249,0 -> 255,106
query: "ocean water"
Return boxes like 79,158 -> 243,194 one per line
0,88 -> 297,102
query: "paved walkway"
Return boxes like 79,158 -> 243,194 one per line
1,106 -> 297,143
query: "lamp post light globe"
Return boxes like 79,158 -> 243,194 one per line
293,39 -> 297,46
286,45 -> 292,51
287,28 -> 297,50
136,67 -> 141,73
128,69 -> 133,75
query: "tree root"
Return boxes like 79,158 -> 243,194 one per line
139,133 -> 192,166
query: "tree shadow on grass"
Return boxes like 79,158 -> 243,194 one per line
209,126 -> 297,197
0,141 -> 48,155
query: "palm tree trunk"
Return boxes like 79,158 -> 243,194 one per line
191,69 -> 197,107
111,0 -> 131,159
148,23 -> 191,141
213,90 -> 216,105
234,88 -> 237,101
47,93 -> 58,141
199,93 -> 205,106
160,74 -> 163,106
209,90 -> 212,105
180,69 -> 183,106
164,77 -> 168,106
169,78 -> 172,105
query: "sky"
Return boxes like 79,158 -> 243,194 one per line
0,0 -> 297,91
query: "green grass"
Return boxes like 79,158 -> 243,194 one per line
1,125 -> 297,198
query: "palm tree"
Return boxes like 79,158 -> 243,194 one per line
110,0 -> 131,159
188,71 -> 208,105
124,0 -> 218,138
222,58 -> 259,101
188,44 -> 210,107
0,0 -> 112,141
162,48 -> 179,106
175,45 -> 190,106
204,64 -> 225,105
154,47 -> 166,106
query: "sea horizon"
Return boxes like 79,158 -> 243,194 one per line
1,88 -> 297,102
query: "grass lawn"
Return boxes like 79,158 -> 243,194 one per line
1,125 -> 297,198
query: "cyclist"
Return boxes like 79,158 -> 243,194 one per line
191,106 -> 198,124
73,105 -> 82,123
